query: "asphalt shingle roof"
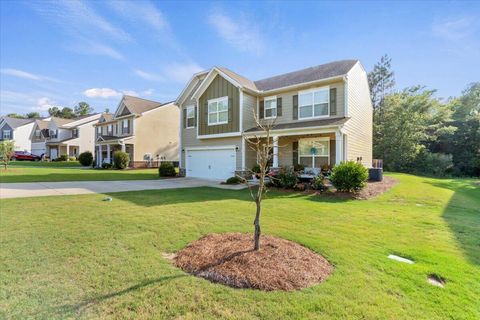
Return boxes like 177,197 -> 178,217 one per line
2,117 -> 35,128
244,117 -> 350,133
122,96 -> 163,114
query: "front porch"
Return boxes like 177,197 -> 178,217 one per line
46,143 -> 80,160
244,130 -> 346,172
95,143 -> 134,167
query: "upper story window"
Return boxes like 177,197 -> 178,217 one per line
208,96 -> 228,126
122,119 -> 130,134
72,128 -> 78,138
299,87 -> 329,119
186,106 -> 195,128
35,130 -> 41,138
50,129 -> 58,138
264,96 -> 277,119
3,130 -> 11,139
97,126 -> 102,135
107,124 -> 113,135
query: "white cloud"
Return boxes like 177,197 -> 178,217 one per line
36,97 -> 55,111
163,62 -> 203,83
108,0 -> 168,32
432,16 -> 477,41
76,42 -> 125,61
83,88 -> 121,99
122,90 -> 139,97
133,68 -> 163,81
208,12 -> 265,55
1,68 -> 41,80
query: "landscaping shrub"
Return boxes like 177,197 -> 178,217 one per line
102,162 -> 113,169
159,161 -> 176,177
78,151 -> 93,166
330,161 -> 368,192
270,167 -> 298,189
57,154 -> 69,161
311,175 -> 327,191
69,156 -> 76,162
251,164 -> 261,174
225,176 -> 243,184
113,151 -> 130,169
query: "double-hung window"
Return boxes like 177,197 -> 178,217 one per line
298,137 -> 330,168
3,130 -> 11,139
107,124 -> 113,135
122,119 -> 129,134
35,130 -> 41,138
72,128 -> 78,138
298,87 -> 329,119
186,106 -> 195,128
264,96 -> 277,119
208,97 -> 228,125
97,126 -> 102,135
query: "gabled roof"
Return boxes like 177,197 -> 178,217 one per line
34,119 -> 49,130
217,67 -> 258,92
121,95 -> 162,115
51,117 -> 76,126
1,117 -> 35,129
254,60 -> 358,91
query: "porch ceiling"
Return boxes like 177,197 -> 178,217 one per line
244,117 -> 349,134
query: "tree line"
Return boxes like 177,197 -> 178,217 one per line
368,55 -> 479,177
7,102 -> 94,119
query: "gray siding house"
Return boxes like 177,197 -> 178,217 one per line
176,60 -> 373,180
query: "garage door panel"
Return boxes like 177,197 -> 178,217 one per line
186,148 -> 236,180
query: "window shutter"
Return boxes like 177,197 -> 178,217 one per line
330,88 -> 337,116
259,100 -> 264,119
293,95 -> 298,120
277,97 -> 282,116
292,141 -> 299,165
228,98 -> 233,122
183,108 -> 187,128
194,106 -> 197,127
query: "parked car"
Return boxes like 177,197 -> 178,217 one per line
11,151 -> 42,161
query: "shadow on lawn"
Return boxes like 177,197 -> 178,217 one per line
106,187 -> 349,207
426,179 -> 480,265
0,170 -> 159,183
50,274 -> 186,317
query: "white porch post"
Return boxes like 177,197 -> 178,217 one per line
106,144 -> 111,163
98,145 -> 103,166
121,143 -> 125,152
273,136 -> 279,168
335,131 -> 344,165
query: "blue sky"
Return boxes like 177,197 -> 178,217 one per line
1,0 -> 479,116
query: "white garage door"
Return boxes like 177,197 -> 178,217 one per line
31,143 -> 46,157
186,148 -> 236,180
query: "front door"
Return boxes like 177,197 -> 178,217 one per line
50,147 -> 58,160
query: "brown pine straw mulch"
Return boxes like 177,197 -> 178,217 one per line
351,176 -> 399,200
173,233 -> 333,291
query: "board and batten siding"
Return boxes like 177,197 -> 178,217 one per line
344,62 -> 373,167
198,75 -> 240,135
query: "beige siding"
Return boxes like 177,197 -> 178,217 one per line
133,103 -> 179,162
344,62 -> 373,167
242,92 -> 257,131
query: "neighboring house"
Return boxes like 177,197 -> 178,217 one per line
93,95 -> 179,168
30,118 -> 51,156
45,114 -> 101,159
176,59 -> 373,180
0,117 -> 36,152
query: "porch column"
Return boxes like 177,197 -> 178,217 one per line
121,143 -> 125,152
273,136 -> 279,168
335,131 -> 344,165
98,145 -> 103,166
106,144 -> 111,163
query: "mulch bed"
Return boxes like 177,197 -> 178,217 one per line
173,233 -> 333,291
353,176 -> 399,200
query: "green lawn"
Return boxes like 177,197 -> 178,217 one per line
9,160 -> 82,167
0,166 -> 160,183
1,174 -> 479,319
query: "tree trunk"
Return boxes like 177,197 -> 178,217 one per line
253,197 -> 261,250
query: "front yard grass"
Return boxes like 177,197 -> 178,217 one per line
0,166 -> 160,183
9,160 -> 82,167
1,174 -> 479,319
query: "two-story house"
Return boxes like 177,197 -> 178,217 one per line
93,95 -> 179,168
176,60 -> 373,180
0,117 -> 37,152
30,118 -> 50,156
45,114 -> 101,159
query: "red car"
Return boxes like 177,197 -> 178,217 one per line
11,151 -> 42,161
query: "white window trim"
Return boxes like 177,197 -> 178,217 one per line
107,124 -> 112,134
185,105 -> 195,129
298,137 -> 330,168
298,86 -> 330,120
3,130 -> 11,139
97,126 -> 101,134
35,130 -> 41,137
263,95 -> 277,119
122,119 -> 129,128
207,96 -> 229,126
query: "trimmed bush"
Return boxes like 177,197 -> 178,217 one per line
311,175 -> 326,191
69,156 -> 76,161
159,162 -> 176,177
330,161 -> 368,192
78,151 -> 93,166
270,166 -> 298,189
225,176 -> 243,184
113,151 -> 130,169
56,154 -> 69,161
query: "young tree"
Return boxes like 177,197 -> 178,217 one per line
74,102 -> 93,116
242,112 -> 276,251
0,140 -> 15,169
48,106 -> 61,117
60,107 -> 75,119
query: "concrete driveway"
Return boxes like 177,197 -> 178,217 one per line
0,178 -> 246,199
